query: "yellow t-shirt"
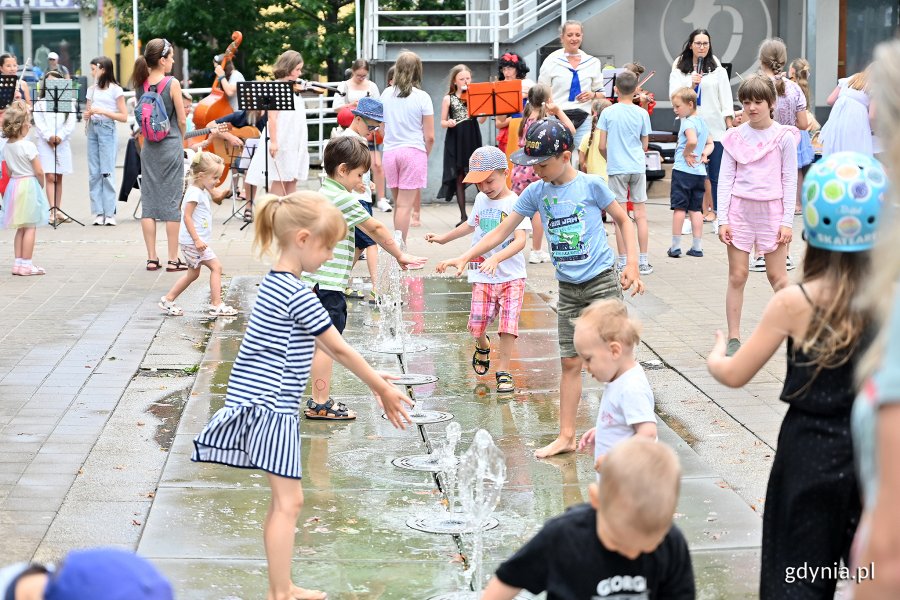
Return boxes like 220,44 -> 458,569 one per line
578,128 -> 608,180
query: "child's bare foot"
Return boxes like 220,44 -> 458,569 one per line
291,585 -> 327,600
534,435 -> 577,459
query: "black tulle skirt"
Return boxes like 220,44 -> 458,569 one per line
438,118 -> 483,201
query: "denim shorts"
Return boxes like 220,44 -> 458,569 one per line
556,268 -> 622,358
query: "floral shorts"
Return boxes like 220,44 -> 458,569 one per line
180,243 -> 217,269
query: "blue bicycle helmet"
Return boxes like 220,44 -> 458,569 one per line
802,151 -> 887,252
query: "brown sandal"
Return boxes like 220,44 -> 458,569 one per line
146,259 -> 160,271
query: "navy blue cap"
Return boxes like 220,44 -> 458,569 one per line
509,118 -> 574,166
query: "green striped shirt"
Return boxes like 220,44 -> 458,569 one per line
302,178 -> 371,291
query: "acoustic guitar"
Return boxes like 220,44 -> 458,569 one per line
208,125 -> 261,184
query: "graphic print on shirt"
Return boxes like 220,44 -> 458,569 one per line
593,574 -> 649,599
475,206 -> 513,259
542,194 -> 588,262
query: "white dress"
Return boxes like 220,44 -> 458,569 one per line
33,99 -> 76,174
245,89 -> 309,186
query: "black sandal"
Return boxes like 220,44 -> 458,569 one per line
304,398 -> 356,421
471,335 -> 491,376
146,259 -> 160,271
496,371 -> 514,393
166,259 -> 188,272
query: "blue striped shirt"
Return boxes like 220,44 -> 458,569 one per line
226,271 -> 332,413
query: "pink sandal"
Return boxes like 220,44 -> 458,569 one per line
15,264 -> 46,276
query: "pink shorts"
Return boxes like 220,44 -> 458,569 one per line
728,196 -> 785,255
180,243 -> 217,268
383,147 -> 427,190
468,279 -> 526,338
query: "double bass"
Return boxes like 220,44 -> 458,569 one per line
192,31 -> 243,132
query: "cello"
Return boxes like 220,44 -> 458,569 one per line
192,31 -> 243,133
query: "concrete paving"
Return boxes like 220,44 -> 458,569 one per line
0,128 -> 797,597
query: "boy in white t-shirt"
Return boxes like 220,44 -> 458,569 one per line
427,145 -> 531,393
574,299 -> 656,468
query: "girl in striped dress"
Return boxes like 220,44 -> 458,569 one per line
192,191 -> 412,600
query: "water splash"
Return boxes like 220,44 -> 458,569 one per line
458,430 -> 506,594
371,231 -> 409,353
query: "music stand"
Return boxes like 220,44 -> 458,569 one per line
601,68 -> 625,100
35,79 -> 83,228
0,74 -> 17,109
465,80 -> 522,117
222,138 -> 258,226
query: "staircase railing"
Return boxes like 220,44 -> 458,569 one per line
361,0 -> 569,61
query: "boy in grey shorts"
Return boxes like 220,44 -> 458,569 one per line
437,118 -> 645,459
597,70 -> 653,275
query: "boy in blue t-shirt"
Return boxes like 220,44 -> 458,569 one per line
437,118 -> 644,459
668,87 -> 713,258
597,70 -> 653,275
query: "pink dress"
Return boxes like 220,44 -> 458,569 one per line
510,118 -> 541,194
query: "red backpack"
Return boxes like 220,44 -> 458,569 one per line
134,76 -> 173,142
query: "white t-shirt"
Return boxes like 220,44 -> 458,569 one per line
179,186 -> 213,246
226,70 -> 245,111
594,364 -> 656,459
88,84 -> 124,122
381,86 -> 433,152
467,191 -> 531,284
333,80 -> 381,110
3,140 -> 38,176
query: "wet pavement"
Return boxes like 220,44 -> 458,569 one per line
140,276 -> 760,599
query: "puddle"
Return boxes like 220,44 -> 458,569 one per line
147,389 -> 189,451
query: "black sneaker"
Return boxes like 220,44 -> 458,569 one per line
667,248 -> 681,258
686,248 -> 703,257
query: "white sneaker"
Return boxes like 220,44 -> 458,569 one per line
528,251 -> 542,264
749,255 -> 767,272
638,263 -> 654,275
104,216 -> 116,226
786,255 -> 796,271
376,198 -> 393,212
93,215 -> 105,226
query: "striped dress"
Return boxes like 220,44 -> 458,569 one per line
192,271 -> 332,479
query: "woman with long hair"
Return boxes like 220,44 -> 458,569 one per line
244,50 -> 310,198
132,39 -> 188,271
669,28 -> 735,223
381,51 -> 435,241
84,57 -> 127,226
821,65 -> 874,156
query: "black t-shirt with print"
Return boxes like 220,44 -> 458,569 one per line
495,503 -> 695,600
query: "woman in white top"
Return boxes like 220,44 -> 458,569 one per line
245,51 -> 310,196
668,28 -> 734,222
84,56 -> 127,226
332,59 -> 388,209
537,20 -> 605,152
34,70 -> 76,225
381,51 -> 434,242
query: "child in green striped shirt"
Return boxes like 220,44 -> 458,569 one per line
302,135 -> 425,420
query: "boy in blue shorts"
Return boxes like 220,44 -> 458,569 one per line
668,87 -> 713,258
438,118 -> 644,458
